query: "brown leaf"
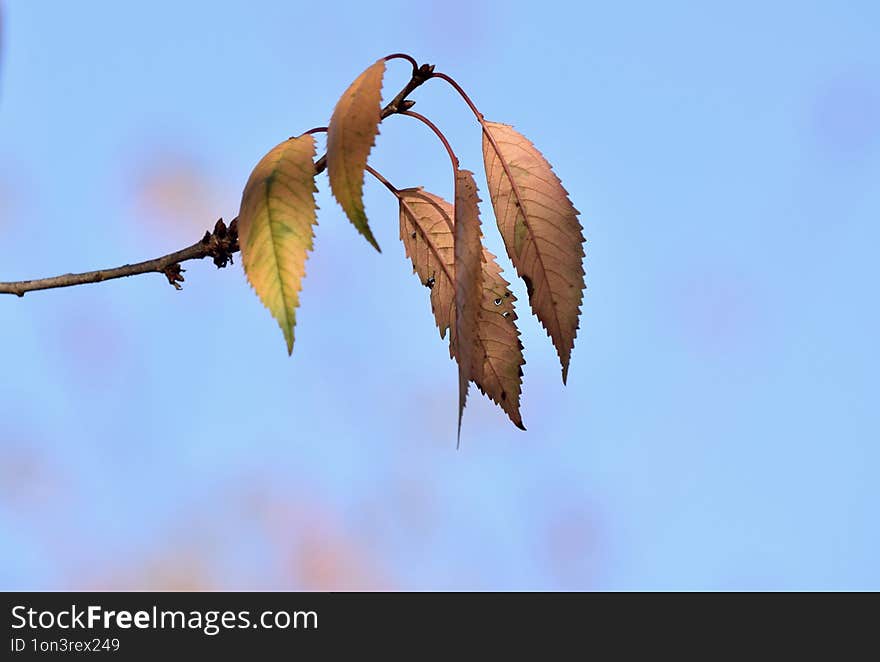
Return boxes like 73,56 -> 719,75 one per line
454,170 -> 485,440
398,189 -> 456,343
473,250 -> 525,430
327,59 -> 385,251
398,188 -> 526,430
482,121 -> 585,383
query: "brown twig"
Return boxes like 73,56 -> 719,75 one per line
0,219 -> 240,297
0,57 -> 434,298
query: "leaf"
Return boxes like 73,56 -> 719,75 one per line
326,59 -> 385,252
398,189 -> 456,343
398,188 -> 526,430
237,135 -> 319,355
473,250 -> 526,430
454,170 -> 485,441
482,121 -> 585,383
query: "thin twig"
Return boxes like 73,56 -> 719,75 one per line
0,57 -> 434,298
0,219 -> 240,297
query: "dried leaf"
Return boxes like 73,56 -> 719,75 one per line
327,59 -> 385,251
398,189 -> 455,342
474,250 -> 525,429
454,170 -> 485,440
398,188 -> 526,430
482,121 -> 585,383
238,135 -> 318,354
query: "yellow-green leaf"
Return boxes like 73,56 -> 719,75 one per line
327,59 -> 385,251
238,135 -> 318,355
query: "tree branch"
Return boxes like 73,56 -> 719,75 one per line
0,219 -> 240,297
0,60 -> 435,298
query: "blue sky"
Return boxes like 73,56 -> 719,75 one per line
1,1 -> 878,589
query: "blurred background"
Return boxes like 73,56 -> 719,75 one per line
0,1 -> 878,590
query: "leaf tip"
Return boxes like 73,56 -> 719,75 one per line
457,376 -> 469,449
350,206 -> 381,251
284,327 -> 294,356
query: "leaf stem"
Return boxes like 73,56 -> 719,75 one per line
429,72 -> 485,121
401,110 -> 460,174
383,52 -> 419,73
364,164 -> 398,194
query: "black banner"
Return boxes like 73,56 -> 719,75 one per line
2,592 -> 875,657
